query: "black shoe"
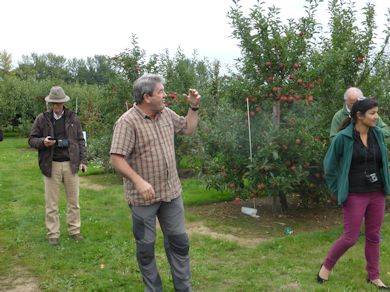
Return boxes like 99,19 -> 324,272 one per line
367,279 -> 390,290
316,265 -> 328,284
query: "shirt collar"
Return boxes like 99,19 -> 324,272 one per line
53,111 -> 64,120
345,103 -> 351,113
134,105 -> 162,120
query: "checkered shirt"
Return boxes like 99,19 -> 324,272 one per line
110,106 -> 188,206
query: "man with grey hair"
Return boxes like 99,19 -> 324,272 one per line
110,74 -> 200,291
29,86 -> 87,246
329,87 -> 390,139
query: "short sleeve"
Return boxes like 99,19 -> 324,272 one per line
110,119 -> 135,157
168,108 -> 187,134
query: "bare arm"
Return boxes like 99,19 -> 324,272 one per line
182,88 -> 201,135
183,108 -> 199,135
110,153 -> 155,201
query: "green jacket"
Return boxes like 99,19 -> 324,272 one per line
323,123 -> 390,204
330,105 -> 390,139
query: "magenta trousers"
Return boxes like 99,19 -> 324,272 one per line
323,192 -> 386,280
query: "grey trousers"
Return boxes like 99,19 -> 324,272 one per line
130,196 -> 191,292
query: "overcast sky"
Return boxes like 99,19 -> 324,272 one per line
1,0 -> 389,69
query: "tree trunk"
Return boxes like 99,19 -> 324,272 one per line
272,192 -> 288,213
279,192 -> 288,212
272,194 -> 282,213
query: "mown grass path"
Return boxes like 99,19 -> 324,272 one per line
1,137 -> 389,291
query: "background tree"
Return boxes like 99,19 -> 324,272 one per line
0,50 -> 13,79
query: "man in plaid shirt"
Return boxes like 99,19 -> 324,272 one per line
110,74 -> 200,292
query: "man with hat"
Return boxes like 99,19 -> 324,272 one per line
29,86 -> 87,246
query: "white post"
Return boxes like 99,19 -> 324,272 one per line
246,98 -> 253,162
247,98 -> 256,209
83,131 -> 87,147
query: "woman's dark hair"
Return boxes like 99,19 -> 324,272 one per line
339,98 -> 378,131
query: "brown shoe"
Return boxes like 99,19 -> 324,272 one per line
70,233 -> 84,241
48,238 -> 60,246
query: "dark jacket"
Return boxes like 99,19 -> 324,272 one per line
28,108 -> 87,177
324,123 -> 390,204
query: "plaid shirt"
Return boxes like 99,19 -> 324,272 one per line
110,105 -> 188,206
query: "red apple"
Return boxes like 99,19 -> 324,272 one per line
293,63 -> 300,70
297,79 -> 303,85
168,92 -> 177,99
295,138 -> 301,145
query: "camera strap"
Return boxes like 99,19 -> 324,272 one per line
364,131 -> 376,174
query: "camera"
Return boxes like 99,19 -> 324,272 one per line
365,171 -> 378,184
57,139 -> 69,148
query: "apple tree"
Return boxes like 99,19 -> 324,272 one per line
227,0 -> 324,211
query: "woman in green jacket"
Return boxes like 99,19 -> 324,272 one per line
318,98 -> 390,290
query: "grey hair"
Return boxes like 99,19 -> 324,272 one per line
133,74 -> 165,104
343,87 -> 363,101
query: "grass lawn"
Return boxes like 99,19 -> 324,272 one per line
1,137 -> 390,291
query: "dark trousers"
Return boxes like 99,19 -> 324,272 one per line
323,192 -> 386,280
130,196 -> 191,292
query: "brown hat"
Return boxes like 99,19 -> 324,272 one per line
45,86 -> 70,103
